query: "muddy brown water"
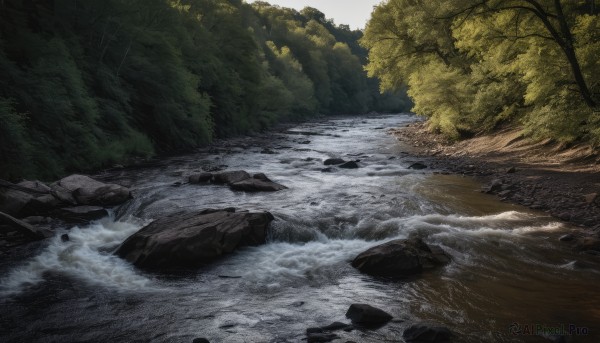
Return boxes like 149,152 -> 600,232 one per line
1,115 -> 599,342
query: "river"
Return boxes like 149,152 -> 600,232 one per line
1,115 -> 599,342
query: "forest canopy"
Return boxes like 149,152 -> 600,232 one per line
0,0 -> 410,180
362,0 -> 600,143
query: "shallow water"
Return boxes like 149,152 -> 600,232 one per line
1,115 -> 599,342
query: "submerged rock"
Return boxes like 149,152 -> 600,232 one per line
323,158 -> 345,166
408,162 -> 427,170
339,161 -> 359,169
189,173 -> 213,184
230,178 -> 287,192
345,304 -> 392,326
403,323 -> 453,342
116,208 -> 274,269
351,238 -> 450,278
306,332 -> 339,343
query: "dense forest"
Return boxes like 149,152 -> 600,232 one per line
0,0 -> 410,180
363,0 -> 600,143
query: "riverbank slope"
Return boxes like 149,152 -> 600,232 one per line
391,121 -> 600,242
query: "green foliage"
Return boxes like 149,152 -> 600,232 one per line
363,0 -> 600,144
0,0 -> 410,180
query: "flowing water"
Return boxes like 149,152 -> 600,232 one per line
1,115 -> 599,343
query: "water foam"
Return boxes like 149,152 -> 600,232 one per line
0,217 -> 153,297
223,239 -> 380,291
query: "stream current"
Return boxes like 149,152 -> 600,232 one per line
1,115 -> 599,342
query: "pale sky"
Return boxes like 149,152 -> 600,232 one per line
246,0 -> 383,30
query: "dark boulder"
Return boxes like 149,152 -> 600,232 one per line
351,238 -> 450,278
212,171 -> 251,185
408,162 -> 427,170
0,211 -> 48,241
324,158 -> 345,166
0,188 -> 36,217
230,179 -> 287,192
189,173 -> 213,184
339,161 -> 359,169
0,179 -> 61,217
345,304 -> 393,326
403,323 -> 452,342
57,206 -> 109,223
306,333 -> 339,343
252,173 -> 271,182
51,174 -> 131,206
482,179 -> 503,194
116,208 -> 274,269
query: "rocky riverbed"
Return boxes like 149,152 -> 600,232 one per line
1,115 -> 599,343
391,121 -> 600,254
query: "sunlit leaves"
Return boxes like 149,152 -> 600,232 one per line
363,0 -> 600,144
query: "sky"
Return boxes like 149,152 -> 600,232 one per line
246,0 -> 383,30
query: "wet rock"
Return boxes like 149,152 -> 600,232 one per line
230,178 -> 287,192
61,233 -> 70,242
189,173 -> 213,184
0,179 -> 63,217
306,333 -> 339,343
192,338 -> 210,343
497,190 -> 511,198
345,304 -> 392,326
324,158 -> 345,166
483,179 -> 503,194
57,206 -> 109,223
555,212 -> 572,221
22,216 -> 51,225
212,171 -> 251,185
51,174 -> 131,206
408,162 -> 427,170
506,166 -> 517,174
559,234 -> 575,242
116,208 -> 274,269
252,173 -> 271,182
0,188 -> 34,217
0,211 -> 47,241
321,167 -> 335,173
322,322 -> 353,331
403,323 -> 452,342
339,161 -> 359,169
17,180 -> 52,193
351,238 -> 450,278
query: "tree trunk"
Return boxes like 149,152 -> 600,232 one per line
552,0 -> 597,107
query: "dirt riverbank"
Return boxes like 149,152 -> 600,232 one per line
391,121 -> 600,248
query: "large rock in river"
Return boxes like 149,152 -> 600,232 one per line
0,180 -> 61,217
211,170 -> 287,192
351,238 -> 450,278
51,174 -> 131,206
230,178 -> 288,192
116,208 -> 274,269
